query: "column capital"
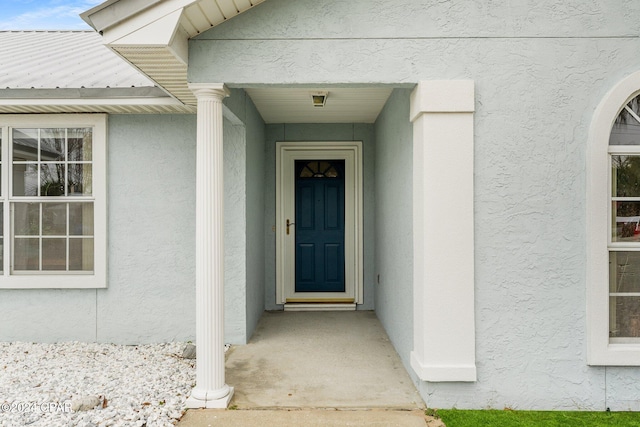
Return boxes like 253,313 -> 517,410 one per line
410,80 -> 475,122
189,83 -> 230,100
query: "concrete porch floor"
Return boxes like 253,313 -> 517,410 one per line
227,310 -> 424,409
178,310 -> 431,426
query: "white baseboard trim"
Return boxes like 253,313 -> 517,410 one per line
410,351 -> 477,382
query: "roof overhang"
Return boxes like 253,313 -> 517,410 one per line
81,0 -> 266,107
0,87 -> 194,114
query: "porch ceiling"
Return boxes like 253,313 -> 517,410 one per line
245,87 -> 394,124
82,1 -> 394,123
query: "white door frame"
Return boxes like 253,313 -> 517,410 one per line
276,141 -> 363,305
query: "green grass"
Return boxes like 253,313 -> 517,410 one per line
435,409 -> 640,427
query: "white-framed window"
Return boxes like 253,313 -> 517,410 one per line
588,71 -> 640,365
0,114 -> 106,288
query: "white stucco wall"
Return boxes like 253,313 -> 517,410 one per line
222,116 -> 247,343
0,115 -> 198,344
0,113 -> 257,345
189,0 -> 640,410
262,123 -> 376,311
223,88 -> 267,341
99,115 -> 197,344
374,88 -> 414,382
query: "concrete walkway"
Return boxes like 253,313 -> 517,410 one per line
178,409 -> 444,426
178,311 -> 435,426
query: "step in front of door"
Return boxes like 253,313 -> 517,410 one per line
284,302 -> 356,312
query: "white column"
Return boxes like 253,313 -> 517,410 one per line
186,83 -> 234,408
409,80 -> 477,382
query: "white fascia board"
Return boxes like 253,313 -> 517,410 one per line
82,0 -> 158,31
82,0 -> 194,33
108,8 -> 180,46
169,17 -> 190,65
108,8 -> 188,65
102,5 -> 189,66
0,97 -> 185,106
101,0 -> 196,44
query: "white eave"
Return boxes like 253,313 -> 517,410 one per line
0,30 -> 194,114
81,0 -> 266,107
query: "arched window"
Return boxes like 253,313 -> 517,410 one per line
609,95 -> 640,341
588,72 -> 640,365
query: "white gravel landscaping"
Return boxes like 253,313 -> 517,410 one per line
0,341 -> 197,427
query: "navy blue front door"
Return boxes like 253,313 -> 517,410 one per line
295,160 -> 345,292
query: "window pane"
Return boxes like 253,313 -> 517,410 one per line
14,203 -> 39,236
69,202 -> 93,236
42,203 -> 66,236
13,163 -> 38,196
42,238 -> 66,270
69,238 -> 93,271
612,201 -> 640,242
40,163 -> 65,196
610,251 -> 640,292
40,128 -> 65,161
0,208 -> 3,273
0,131 -> 2,197
14,238 -> 39,270
68,164 -> 92,196
610,296 -> 640,338
610,95 -> 640,146
68,128 -> 92,161
612,155 -> 640,197
296,160 -> 343,179
13,128 -> 38,161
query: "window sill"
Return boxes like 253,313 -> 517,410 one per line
588,342 -> 640,366
0,274 -> 106,289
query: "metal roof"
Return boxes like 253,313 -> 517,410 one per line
0,31 -> 194,113
0,30 -> 157,90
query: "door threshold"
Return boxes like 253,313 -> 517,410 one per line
284,303 -> 357,312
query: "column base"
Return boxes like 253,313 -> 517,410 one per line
185,387 -> 235,409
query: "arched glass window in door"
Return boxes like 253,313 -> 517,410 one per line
296,160 -> 342,178
609,93 -> 640,341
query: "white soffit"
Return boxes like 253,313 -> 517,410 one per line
84,0 -> 267,107
245,88 -> 394,124
0,31 -> 193,113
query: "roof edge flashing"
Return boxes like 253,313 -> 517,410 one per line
0,87 -> 172,99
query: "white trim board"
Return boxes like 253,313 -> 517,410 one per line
410,81 -> 477,382
275,142 -> 364,305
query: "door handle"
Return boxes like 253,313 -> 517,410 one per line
286,219 -> 295,235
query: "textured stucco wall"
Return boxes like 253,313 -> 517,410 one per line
223,89 -> 267,341
0,289 -> 97,342
189,0 -> 640,410
374,88 -> 414,384
0,113 -> 254,345
99,115 -> 197,344
263,124 -> 376,311
222,116 -> 247,344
